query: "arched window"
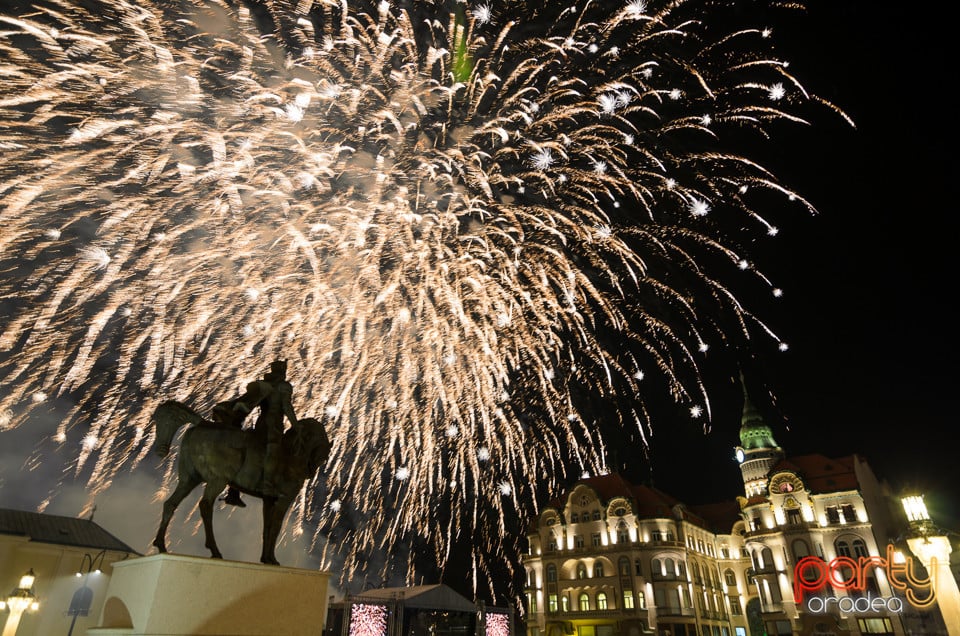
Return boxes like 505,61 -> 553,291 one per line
664,558 -> 676,577
593,562 -> 605,578
835,540 -> 851,558
596,592 -> 608,610
577,564 -> 587,580
746,568 -> 756,585
852,539 -> 868,558
617,521 -> 629,544
579,593 -> 590,611
651,558 -> 661,576
677,561 -> 686,577
635,559 -> 642,576
724,569 -> 737,587
792,539 -> 811,562
546,564 -> 557,582
561,595 -> 570,612
619,557 -> 630,576
692,561 -> 702,584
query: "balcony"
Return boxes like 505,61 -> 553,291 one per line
545,606 -> 645,619
652,606 -> 696,617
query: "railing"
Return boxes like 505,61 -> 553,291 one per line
652,606 -> 696,617
545,606 -> 646,619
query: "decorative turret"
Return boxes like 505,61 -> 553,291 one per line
733,379 -> 784,498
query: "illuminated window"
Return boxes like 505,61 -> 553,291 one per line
548,594 -> 558,612
637,591 -> 646,609
528,594 -> 537,613
729,596 -> 742,615
857,618 -> 893,634
760,547 -> 774,571
577,564 -> 587,580
853,539 -> 868,558
841,504 -> 856,523
562,595 -> 570,612
664,558 -> 676,577
579,593 -> 590,611
623,590 -> 634,609
596,592 -> 608,610
724,569 -> 736,587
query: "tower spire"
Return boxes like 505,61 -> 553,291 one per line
734,374 -> 783,498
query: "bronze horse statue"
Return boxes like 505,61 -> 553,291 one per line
151,400 -> 330,565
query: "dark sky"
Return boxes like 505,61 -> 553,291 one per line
0,0 -> 956,601
634,0 -> 960,529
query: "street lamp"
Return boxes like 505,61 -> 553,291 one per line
67,550 -> 106,636
1,569 -> 40,636
901,494 -> 960,636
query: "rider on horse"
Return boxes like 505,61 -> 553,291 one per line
214,359 -> 299,506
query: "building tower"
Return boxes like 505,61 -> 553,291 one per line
733,383 -> 783,499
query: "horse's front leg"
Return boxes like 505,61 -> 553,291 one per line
200,480 -> 228,559
260,496 -> 292,565
154,478 -> 198,554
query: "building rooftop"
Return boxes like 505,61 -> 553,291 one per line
0,507 -> 139,554
352,584 -> 480,612
771,454 -> 860,494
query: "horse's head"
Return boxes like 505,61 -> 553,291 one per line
295,417 -> 331,474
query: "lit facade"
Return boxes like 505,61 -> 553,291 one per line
0,508 -> 138,636
522,392 -> 955,636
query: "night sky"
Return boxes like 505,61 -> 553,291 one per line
1,0 -> 957,602
636,0 -> 959,529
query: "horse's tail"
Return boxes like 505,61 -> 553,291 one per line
152,400 -> 203,457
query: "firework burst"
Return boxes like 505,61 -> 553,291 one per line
0,0 -> 847,598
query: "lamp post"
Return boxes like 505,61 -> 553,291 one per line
0,569 -> 40,636
901,494 -> 960,636
66,550 -> 106,636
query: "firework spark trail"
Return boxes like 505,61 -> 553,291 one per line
0,0 -> 847,596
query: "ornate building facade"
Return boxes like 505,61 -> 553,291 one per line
521,392 -> 952,636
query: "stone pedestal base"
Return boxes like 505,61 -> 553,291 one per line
86,554 -> 330,636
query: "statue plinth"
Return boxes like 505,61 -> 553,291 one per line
86,554 -> 331,636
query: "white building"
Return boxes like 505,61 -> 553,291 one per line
522,391 -> 955,636
0,508 -> 139,636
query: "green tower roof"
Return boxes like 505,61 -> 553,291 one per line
739,382 -> 780,450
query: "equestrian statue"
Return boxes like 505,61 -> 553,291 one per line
151,360 -> 330,565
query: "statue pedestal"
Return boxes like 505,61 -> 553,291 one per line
86,554 -> 331,636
